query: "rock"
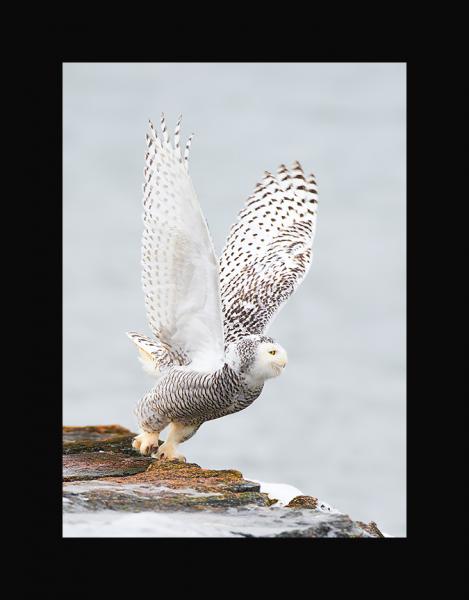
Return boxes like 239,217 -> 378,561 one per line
63,480 -> 270,512
63,425 -> 131,442
271,514 -> 369,538
63,425 -> 156,456
356,521 -> 385,537
63,452 -> 152,481
63,457 -> 271,512
286,495 -> 318,509
62,425 -> 384,538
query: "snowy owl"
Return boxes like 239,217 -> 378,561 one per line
127,114 -> 318,461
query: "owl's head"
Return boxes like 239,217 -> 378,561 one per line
226,334 -> 288,387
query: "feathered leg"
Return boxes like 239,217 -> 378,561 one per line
132,431 -> 160,455
153,422 -> 201,462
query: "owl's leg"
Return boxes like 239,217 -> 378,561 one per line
132,431 -> 160,455
133,413 -> 170,455
153,422 -> 200,462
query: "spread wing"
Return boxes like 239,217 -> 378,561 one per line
220,161 -> 318,345
141,114 -> 224,371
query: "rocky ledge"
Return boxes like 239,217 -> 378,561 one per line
63,425 -> 384,538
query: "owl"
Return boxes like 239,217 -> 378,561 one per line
127,114 -> 318,461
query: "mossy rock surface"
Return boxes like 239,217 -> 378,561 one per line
62,425 -> 384,538
63,425 -> 151,455
286,495 -> 319,509
63,480 -> 270,513
63,452 -> 152,481
63,425 -> 131,441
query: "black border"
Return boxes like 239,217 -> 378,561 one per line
26,55 -> 415,568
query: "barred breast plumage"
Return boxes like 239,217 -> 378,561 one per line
136,363 -> 262,433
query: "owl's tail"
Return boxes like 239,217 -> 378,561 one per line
126,331 -> 188,378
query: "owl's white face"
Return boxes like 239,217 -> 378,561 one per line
252,341 -> 288,381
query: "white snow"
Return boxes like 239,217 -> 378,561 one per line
246,478 -> 304,505
247,477 -> 341,514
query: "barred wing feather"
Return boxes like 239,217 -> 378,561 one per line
220,162 -> 318,345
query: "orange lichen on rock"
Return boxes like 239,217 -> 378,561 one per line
63,425 -> 132,435
103,460 -> 260,497
286,495 -> 319,509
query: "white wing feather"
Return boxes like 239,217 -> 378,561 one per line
141,114 -> 224,371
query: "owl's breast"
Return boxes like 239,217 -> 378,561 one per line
143,364 -> 263,425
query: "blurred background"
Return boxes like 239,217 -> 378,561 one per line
63,63 -> 406,536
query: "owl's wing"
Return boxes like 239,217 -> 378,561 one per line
140,115 -> 225,371
220,162 -> 318,345
126,331 -> 190,378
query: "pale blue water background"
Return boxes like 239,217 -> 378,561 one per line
63,63 -> 406,536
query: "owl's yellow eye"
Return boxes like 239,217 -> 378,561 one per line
269,350 -> 277,355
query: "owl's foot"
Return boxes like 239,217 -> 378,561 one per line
132,432 -> 159,455
152,442 -> 186,462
